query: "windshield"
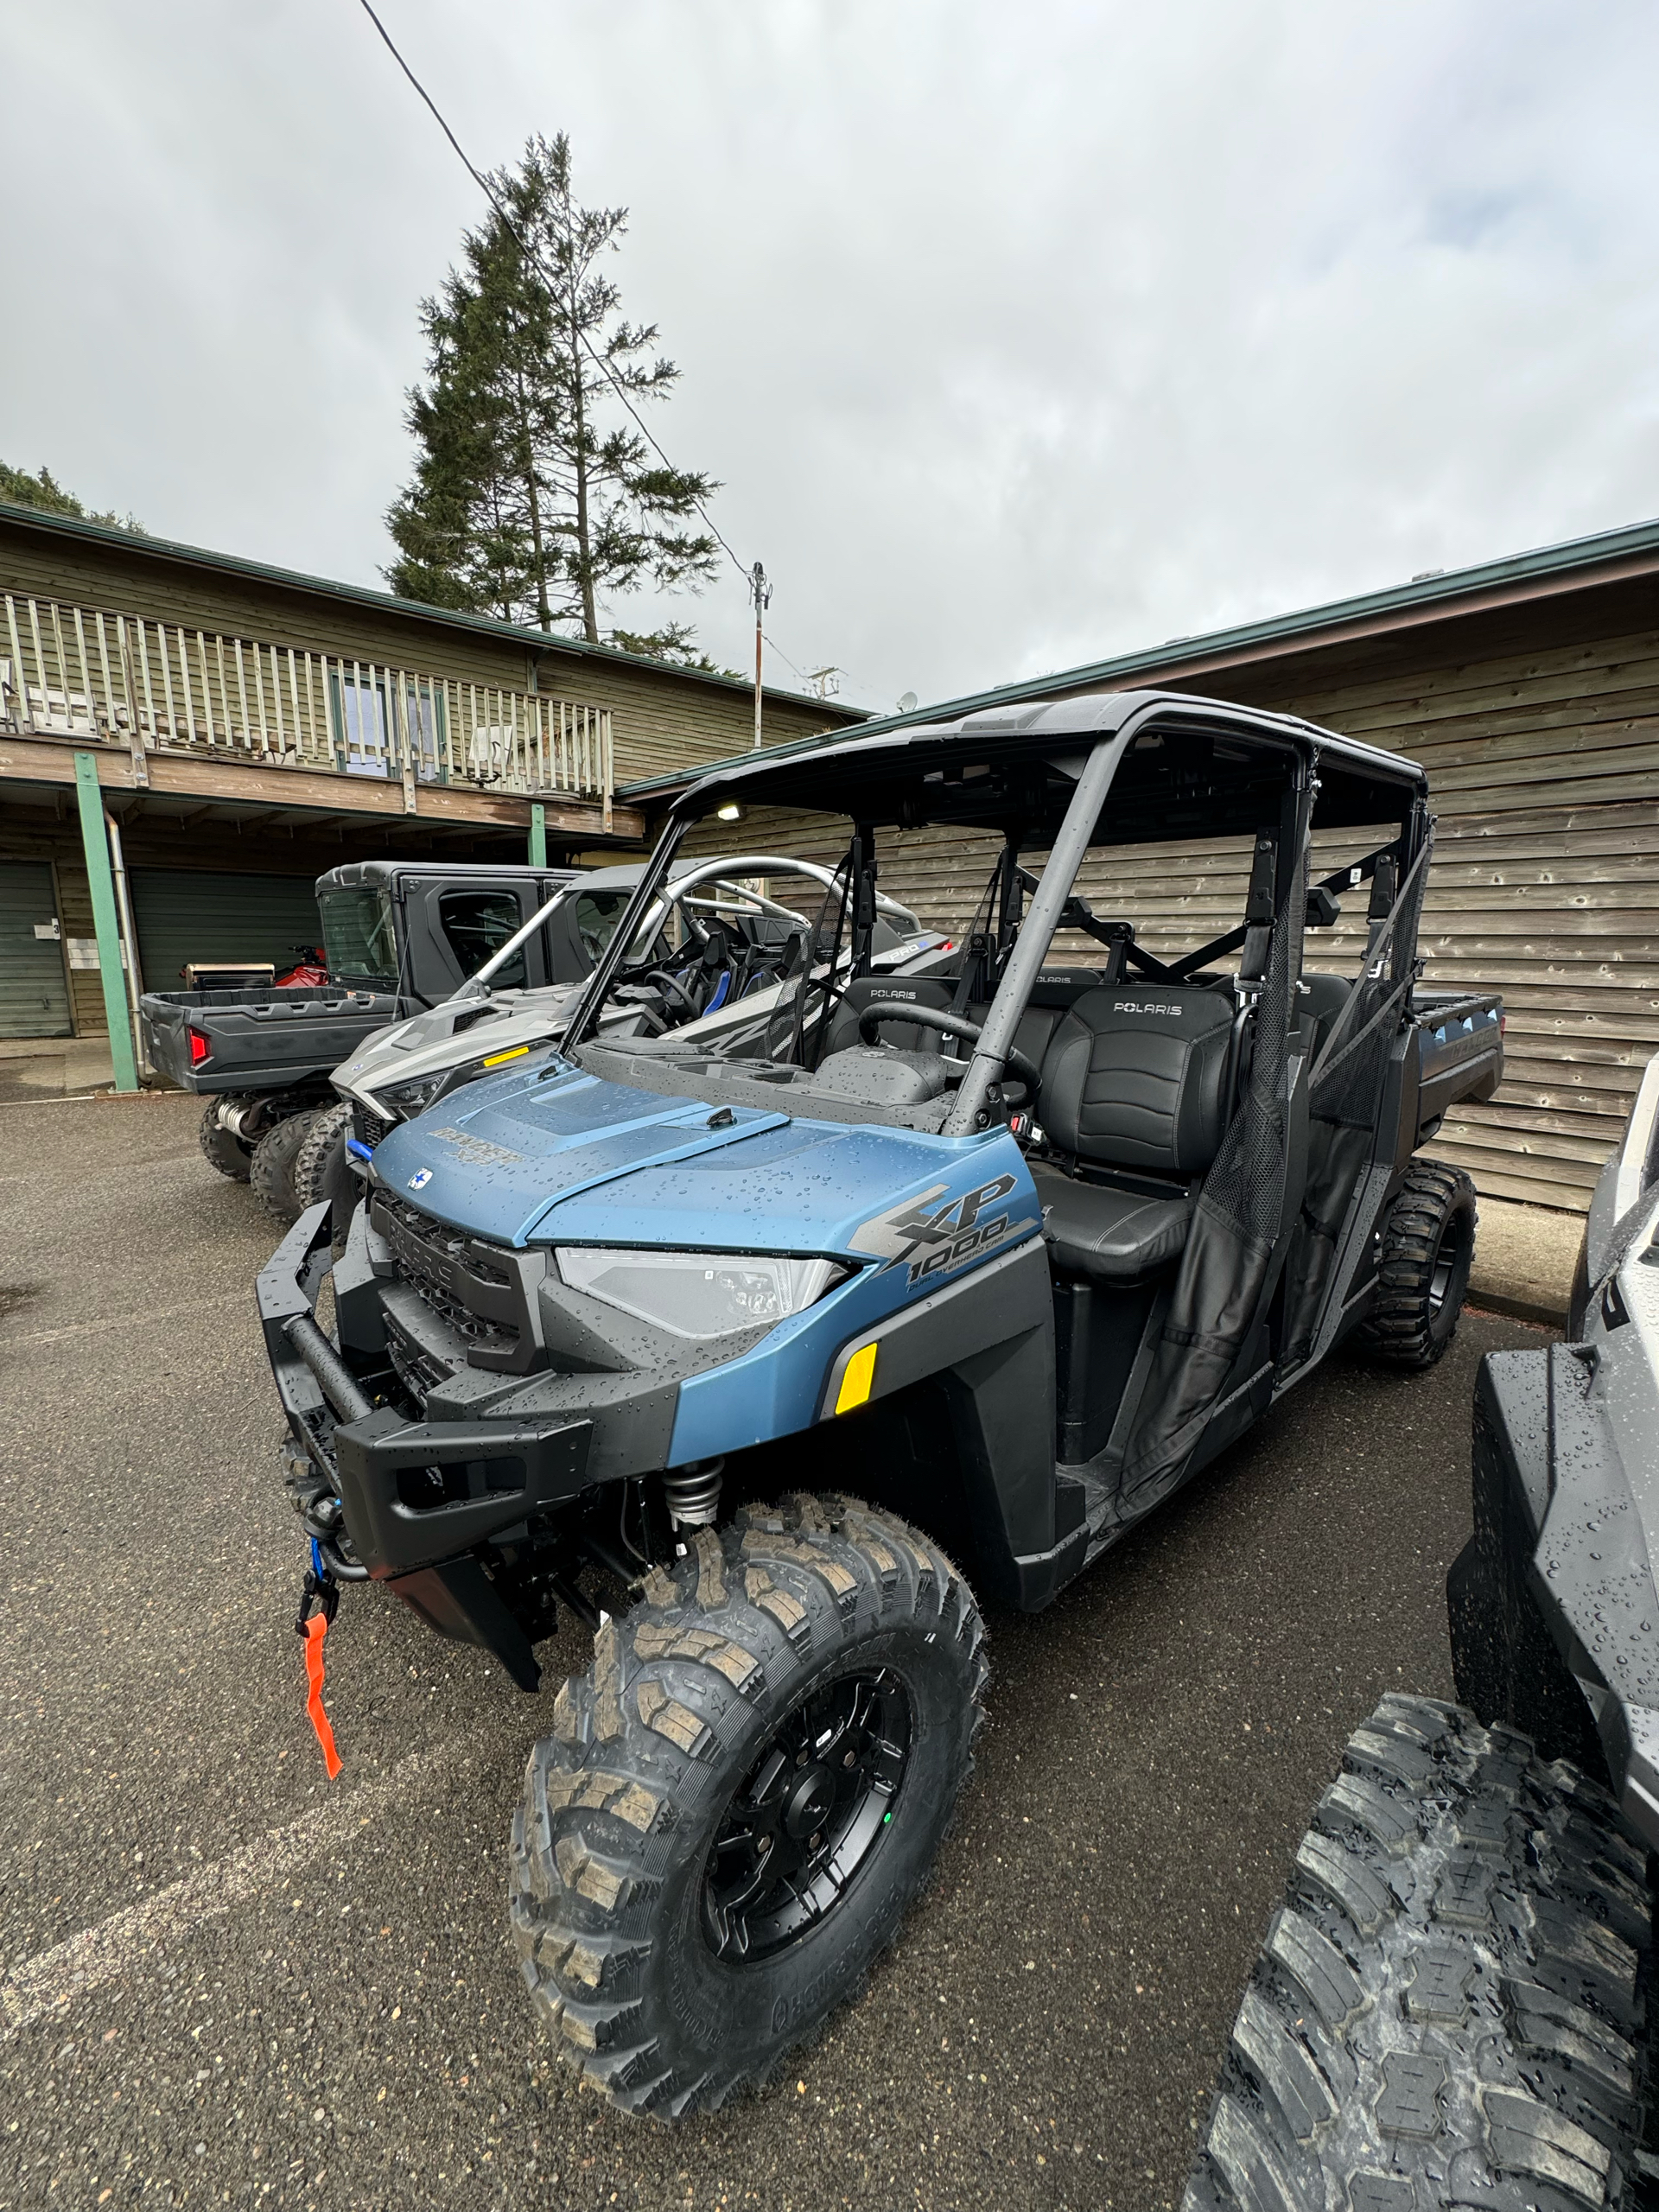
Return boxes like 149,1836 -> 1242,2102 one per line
320,887 -> 398,988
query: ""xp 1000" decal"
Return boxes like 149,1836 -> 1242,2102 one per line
849,1173 -> 1032,1287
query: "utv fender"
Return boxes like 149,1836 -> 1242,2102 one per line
817,1236 -> 1065,1607
1448,1345 -> 1659,1810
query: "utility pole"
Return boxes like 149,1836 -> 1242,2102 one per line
750,561 -> 772,750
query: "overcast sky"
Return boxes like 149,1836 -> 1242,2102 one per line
4,0 -> 1657,713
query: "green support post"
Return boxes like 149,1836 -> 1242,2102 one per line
73,753 -> 140,1093
529,802 -> 547,868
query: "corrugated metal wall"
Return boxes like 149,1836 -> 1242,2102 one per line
127,868 -> 325,995
0,859 -> 73,1037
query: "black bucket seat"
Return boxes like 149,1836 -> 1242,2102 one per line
1030,982 -> 1237,1284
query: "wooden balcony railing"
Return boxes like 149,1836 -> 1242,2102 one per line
0,590 -> 613,806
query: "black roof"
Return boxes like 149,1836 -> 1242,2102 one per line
671,689 -> 1427,845
316,861 -> 582,892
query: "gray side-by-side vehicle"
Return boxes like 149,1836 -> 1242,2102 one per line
328,854 -> 940,1157
141,861 -> 582,1219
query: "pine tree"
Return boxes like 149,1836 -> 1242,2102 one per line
385,135 -> 719,643
607,621 -> 740,677
385,219 -> 563,624
0,461 -> 145,533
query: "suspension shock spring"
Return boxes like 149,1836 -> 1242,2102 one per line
662,1458 -> 724,1530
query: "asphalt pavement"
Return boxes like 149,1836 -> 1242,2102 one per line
0,1090 -> 1548,2212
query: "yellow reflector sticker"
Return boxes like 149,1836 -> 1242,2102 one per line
481,1044 -> 531,1069
835,1342 -> 878,1415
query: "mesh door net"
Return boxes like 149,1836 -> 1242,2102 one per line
1279,824 -> 1434,1369
1119,794 -> 1310,1502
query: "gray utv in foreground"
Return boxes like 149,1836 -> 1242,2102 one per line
258,689 -> 1502,2116
1186,1052 -> 1659,2212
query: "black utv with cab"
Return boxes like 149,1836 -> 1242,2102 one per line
141,861 -> 582,1220
257,690 -> 1502,2118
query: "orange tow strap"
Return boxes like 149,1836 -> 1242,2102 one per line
302,1611 -> 343,1779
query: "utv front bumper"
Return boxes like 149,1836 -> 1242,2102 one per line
1451,1345 -> 1659,1850
257,1203 -> 668,1582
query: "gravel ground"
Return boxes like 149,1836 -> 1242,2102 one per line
0,1090 -> 1547,2211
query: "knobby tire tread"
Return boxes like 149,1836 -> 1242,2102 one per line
250,1110 -> 315,1226
290,1099 -> 353,1215
1184,1694 -> 1656,2212
508,1494 -> 988,2120
197,1096 -> 253,1182
1357,1161 -> 1478,1371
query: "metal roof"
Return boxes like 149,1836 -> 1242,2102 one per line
621,508 -> 1659,802
0,498 -> 869,721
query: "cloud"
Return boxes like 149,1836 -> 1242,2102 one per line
3,0 -> 1656,714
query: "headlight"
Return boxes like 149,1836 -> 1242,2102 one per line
379,1071 -> 448,1116
555,1248 -> 848,1338
380,1042 -> 541,1119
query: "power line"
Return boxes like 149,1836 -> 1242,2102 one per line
765,632 -> 886,709
351,0 -> 751,584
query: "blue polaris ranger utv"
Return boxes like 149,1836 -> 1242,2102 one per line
257,690 -> 1503,2116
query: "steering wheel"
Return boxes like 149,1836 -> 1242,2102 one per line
856,1003 -> 1042,1095
646,968 -> 702,1021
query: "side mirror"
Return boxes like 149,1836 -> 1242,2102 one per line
1306,887 -> 1342,929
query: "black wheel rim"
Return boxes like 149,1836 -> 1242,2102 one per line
1429,1212 -> 1471,1315
701,1668 -> 912,1964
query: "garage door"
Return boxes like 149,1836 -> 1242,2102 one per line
0,860 -> 73,1038
130,869 -> 325,992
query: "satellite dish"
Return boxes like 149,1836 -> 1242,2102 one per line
896,691 -> 918,714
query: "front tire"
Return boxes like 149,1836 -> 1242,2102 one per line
290,1099 -> 354,1217
508,1494 -> 987,2120
1185,1696 -> 1655,2212
1357,1160 -> 1477,1370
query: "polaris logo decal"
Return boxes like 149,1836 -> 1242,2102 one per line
1114,1001 -> 1181,1015
428,1125 -> 524,1168
408,1167 -> 433,1191
849,1173 -> 1029,1287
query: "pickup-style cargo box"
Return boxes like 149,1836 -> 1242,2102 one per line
142,984 -> 401,1093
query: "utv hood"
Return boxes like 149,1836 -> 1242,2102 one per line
334,986 -> 576,1098
367,1055 -> 997,1254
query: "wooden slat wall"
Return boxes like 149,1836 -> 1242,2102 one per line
671,611 -> 1659,1217
1254,633 -> 1659,1211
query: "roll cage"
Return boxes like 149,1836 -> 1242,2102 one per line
562,690 -> 1431,1124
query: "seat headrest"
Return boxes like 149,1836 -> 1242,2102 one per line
818,973 -> 957,1058
1071,982 -> 1235,1034
1038,983 -> 1235,1176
